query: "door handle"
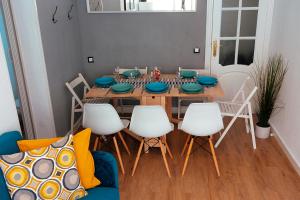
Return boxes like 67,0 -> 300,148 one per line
212,40 -> 218,57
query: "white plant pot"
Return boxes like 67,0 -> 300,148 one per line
255,124 -> 271,139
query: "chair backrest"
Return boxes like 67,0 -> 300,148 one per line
218,72 -> 252,102
65,73 -> 91,107
130,105 -> 172,138
231,76 -> 251,103
82,104 -> 124,135
118,67 -> 148,75
178,67 -> 207,74
181,103 -> 224,136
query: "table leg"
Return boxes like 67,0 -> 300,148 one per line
165,97 -> 173,120
112,98 -> 118,108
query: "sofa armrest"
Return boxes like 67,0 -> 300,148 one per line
92,151 -> 119,189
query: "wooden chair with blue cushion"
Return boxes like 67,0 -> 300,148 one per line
0,131 -> 120,200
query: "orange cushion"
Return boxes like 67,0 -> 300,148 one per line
17,128 -> 101,189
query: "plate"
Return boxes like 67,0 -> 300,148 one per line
122,70 -> 141,78
145,82 -> 168,92
111,88 -> 134,94
111,83 -> 133,92
95,82 -> 116,88
181,83 -> 203,92
145,88 -> 168,94
180,71 -> 197,79
197,76 -> 218,85
95,76 -> 116,87
179,88 -> 203,94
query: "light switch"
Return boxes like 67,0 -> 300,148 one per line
194,47 -> 200,54
87,57 -> 94,63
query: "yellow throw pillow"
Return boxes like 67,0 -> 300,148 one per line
17,128 -> 100,189
0,135 -> 86,200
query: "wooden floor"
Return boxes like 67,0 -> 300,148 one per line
103,118 -> 300,200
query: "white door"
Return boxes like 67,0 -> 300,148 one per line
206,0 -> 273,99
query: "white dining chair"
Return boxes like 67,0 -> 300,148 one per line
117,66 -> 148,116
177,67 -> 209,119
214,76 -> 258,149
82,103 -> 131,174
179,103 -> 224,176
66,73 -> 107,133
130,105 -> 174,178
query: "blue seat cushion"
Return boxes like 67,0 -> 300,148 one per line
0,131 -> 22,200
81,187 -> 120,200
93,151 -> 118,188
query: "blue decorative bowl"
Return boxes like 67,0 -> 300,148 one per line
197,76 -> 218,86
145,88 -> 168,94
181,83 -> 203,93
111,83 -> 133,93
145,82 -> 168,92
122,70 -> 141,78
95,77 -> 116,88
180,71 -> 197,79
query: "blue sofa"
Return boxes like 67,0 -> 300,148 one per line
0,131 -> 120,200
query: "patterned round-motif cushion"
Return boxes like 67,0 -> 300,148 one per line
0,135 -> 86,200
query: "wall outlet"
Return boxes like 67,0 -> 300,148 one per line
87,57 -> 94,63
194,47 -> 200,54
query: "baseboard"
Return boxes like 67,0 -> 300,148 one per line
270,122 -> 300,176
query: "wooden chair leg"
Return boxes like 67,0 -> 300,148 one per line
93,135 -> 100,151
159,139 -> 171,178
97,137 -> 102,150
118,132 -> 131,156
165,141 -> 173,159
178,99 -> 181,119
209,136 -> 220,176
181,135 -> 191,157
182,137 -> 194,176
113,136 -> 125,174
131,139 -> 144,176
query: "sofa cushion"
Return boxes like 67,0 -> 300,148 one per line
82,187 -> 120,200
0,135 -> 86,200
17,128 -> 101,189
93,151 -> 118,188
0,131 -> 22,155
0,131 -> 22,200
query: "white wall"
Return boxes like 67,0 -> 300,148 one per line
269,0 -> 300,169
10,0 -> 56,138
0,36 -> 20,134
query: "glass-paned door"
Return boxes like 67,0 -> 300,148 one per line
208,0 -> 272,98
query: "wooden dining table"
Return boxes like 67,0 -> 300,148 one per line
85,73 -> 224,119
85,73 -> 224,150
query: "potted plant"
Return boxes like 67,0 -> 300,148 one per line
253,55 -> 288,139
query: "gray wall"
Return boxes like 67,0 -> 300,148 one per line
77,0 -> 207,82
36,0 -> 84,135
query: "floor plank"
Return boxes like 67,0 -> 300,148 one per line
100,118 -> 300,200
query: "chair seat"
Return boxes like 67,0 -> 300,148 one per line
218,101 -> 249,118
121,119 -> 130,128
130,106 -> 173,138
180,103 -> 224,137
